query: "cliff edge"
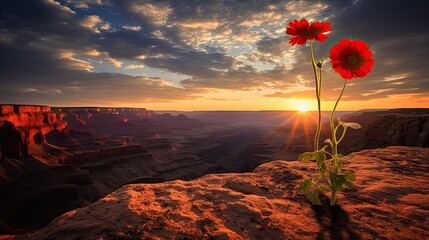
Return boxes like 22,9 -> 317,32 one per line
13,146 -> 429,240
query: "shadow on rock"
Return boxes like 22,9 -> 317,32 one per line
311,199 -> 361,240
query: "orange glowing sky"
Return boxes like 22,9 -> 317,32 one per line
1,0 -> 428,111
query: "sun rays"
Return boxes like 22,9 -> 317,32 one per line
280,110 -> 319,153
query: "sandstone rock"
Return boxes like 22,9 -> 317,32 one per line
17,146 -> 429,240
0,105 -> 67,159
0,106 -> 14,115
14,106 -> 50,114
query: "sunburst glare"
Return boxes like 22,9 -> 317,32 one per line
298,105 -> 308,112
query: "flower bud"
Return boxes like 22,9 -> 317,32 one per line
316,61 -> 323,68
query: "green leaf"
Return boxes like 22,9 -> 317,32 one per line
317,159 -> 327,173
320,185 -> 331,192
299,179 -> 312,193
337,154 -> 344,159
342,122 -> 362,129
309,188 -> 321,205
314,151 -> 326,161
298,152 -> 315,162
343,170 -> 356,182
329,171 -> 346,192
315,151 -> 326,173
324,138 -> 333,147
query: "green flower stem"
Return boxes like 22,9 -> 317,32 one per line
309,40 -> 322,151
330,79 -> 347,172
337,127 -> 348,144
322,174 -> 332,189
316,67 -> 322,149
330,190 -> 337,206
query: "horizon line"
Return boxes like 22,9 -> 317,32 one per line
2,104 -> 428,112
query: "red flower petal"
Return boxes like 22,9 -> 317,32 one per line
286,19 -> 331,46
329,39 -> 375,80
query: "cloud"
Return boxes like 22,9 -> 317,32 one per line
124,64 -> 145,70
122,25 -> 142,31
131,2 -> 172,26
81,49 -> 122,68
361,88 -> 394,97
0,0 -> 197,105
383,74 -> 408,82
58,50 -> 94,71
177,20 -> 220,30
83,49 -> 101,56
0,43 -> 197,105
0,0 -> 428,107
79,15 -> 110,33
210,98 -> 243,102
65,0 -> 108,9
245,37 -> 296,63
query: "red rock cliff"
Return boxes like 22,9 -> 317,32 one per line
0,105 -> 67,159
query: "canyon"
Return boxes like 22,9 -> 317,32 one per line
0,105 -> 224,233
0,105 -> 428,236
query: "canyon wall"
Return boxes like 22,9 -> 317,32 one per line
365,113 -> 429,147
0,105 -> 67,159
343,109 -> 429,148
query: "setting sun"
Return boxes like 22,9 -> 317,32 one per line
298,105 -> 308,112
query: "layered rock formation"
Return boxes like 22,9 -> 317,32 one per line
363,109 -> 429,147
0,105 -> 66,159
14,146 -> 428,240
0,105 -> 225,234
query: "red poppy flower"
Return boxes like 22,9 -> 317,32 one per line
329,39 -> 375,80
285,19 -> 332,46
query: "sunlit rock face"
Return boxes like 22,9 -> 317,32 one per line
0,105 -> 67,158
18,146 -> 429,240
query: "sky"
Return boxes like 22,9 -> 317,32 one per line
0,0 -> 428,111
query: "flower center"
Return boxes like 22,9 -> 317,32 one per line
348,55 -> 358,65
301,30 -> 317,36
